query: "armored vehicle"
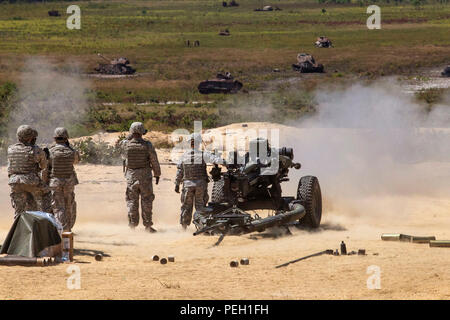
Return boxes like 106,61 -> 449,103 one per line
218,29 -> 231,36
198,72 -> 243,94
315,36 -> 332,48
94,53 -> 136,75
193,138 -> 322,241
48,10 -> 61,17
292,53 -> 324,73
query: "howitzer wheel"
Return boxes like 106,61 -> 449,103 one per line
296,176 -> 322,228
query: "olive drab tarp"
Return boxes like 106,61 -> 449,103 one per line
0,211 -> 62,258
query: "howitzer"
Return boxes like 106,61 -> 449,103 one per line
193,138 -> 322,244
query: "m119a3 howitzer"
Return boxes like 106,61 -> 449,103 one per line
193,138 -> 322,244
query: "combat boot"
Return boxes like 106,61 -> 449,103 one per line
146,226 -> 157,233
129,223 -> 137,230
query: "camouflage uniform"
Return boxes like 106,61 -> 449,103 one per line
7,126 -> 48,217
35,146 -> 52,213
48,128 -> 80,231
121,122 -> 161,230
175,134 -> 221,228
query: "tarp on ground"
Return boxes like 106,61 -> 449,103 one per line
0,211 -> 62,258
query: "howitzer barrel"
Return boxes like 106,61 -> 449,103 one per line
247,203 -> 305,233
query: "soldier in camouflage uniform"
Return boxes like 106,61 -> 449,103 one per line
48,128 -> 80,231
120,122 -> 161,232
175,133 -> 222,230
33,134 -> 52,213
7,125 -> 48,217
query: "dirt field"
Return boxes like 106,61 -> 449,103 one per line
0,124 -> 449,300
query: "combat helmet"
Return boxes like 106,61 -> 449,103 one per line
54,127 -> 69,140
16,125 -> 37,143
129,122 -> 147,135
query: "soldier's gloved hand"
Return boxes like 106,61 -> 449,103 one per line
155,176 -> 160,185
175,184 -> 180,193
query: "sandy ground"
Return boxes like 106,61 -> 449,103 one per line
0,124 -> 449,300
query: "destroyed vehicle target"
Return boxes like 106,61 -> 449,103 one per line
95,53 -> 136,75
198,73 -> 243,94
292,53 -> 324,73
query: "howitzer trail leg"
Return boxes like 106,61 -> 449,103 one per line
213,233 -> 226,246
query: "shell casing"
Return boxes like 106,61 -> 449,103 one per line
429,240 -> 450,248
381,233 -> 401,241
411,236 -> 436,243
230,260 -> 239,267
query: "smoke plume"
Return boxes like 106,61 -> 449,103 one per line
281,80 -> 449,221
8,57 -> 89,143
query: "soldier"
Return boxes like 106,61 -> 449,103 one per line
121,122 -> 161,232
33,133 -> 52,213
7,125 -> 48,217
48,127 -> 80,231
175,133 -> 222,230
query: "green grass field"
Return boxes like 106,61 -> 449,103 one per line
0,0 -> 449,138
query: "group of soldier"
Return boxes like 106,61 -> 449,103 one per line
6,121 -> 221,233
7,125 -> 79,231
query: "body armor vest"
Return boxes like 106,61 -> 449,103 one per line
126,139 -> 150,169
183,151 -> 207,180
50,144 -> 75,179
7,144 -> 38,175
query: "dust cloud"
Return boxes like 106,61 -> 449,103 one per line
282,81 -> 450,223
7,57 -> 89,143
